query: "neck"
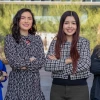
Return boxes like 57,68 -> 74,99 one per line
20,30 -> 28,36
66,35 -> 73,42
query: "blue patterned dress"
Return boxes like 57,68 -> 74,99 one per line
4,34 -> 45,100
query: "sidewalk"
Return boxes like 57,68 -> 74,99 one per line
2,65 -> 93,100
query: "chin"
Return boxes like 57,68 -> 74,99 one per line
65,33 -> 74,36
23,28 -> 30,31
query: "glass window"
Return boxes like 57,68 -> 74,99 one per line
82,0 -> 91,2
30,0 -> 41,1
92,0 -> 100,2
51,0 -> 61,1
41,0 -> 51,1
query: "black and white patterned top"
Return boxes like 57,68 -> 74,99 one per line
4,34 -> 45,100
4,34 -> 45,71
45,37 -> 91,80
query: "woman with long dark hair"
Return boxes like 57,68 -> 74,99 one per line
45,11 -> 91,100
90,45 -> 100,100
4,8 -> 45,100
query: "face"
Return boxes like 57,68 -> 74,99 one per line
19,11 -> 33,32
63,16 -> 77,36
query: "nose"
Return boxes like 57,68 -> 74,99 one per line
69,23 -> 72,27
25,18 -> 28,22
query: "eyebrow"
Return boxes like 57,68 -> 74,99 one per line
21,16 -> 32,18
64,21 -> 76,22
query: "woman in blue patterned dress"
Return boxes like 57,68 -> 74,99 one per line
0,60 -> 7,100
4,8 -> 45,100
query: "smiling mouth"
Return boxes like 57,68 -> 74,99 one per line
23,24 -> 29,27
67,30 -> 74,33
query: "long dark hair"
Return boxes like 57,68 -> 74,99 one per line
55,11 -> 80,72
11,8 -> 37,43
94,45 -> 100,58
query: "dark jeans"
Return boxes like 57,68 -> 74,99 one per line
50,84 -> 89,100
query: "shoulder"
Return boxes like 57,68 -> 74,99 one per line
79,37 -> 90,44
32,34 -> 43,46
93,45 -> 100,53
51,36 -> 57,43
4,34 -> 17,46
34,35 -> 42,43
5,34 -> 15,42
48,37 -> 57,47
35,34 -> 41,40
94,45 -> 100,50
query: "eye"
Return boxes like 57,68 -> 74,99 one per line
72,21 -> 76,24
28,17 -> 32,20
21,17 -> 25,19
64,22 -> 68,24
72,23 -> 76,24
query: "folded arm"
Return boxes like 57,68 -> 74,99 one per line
29,36 -> 46,69
4,35 -> 30,69
45,40 -> 71,75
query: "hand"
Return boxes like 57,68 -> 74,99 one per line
0,76 -> 6,81
2,71 -> 7,77
30,57 -> 36,62
21,67 -> 27,70
1,58 -> 8,65
65,58 -> 72,64
48,55 -> 57,60
0,71 -> 7,81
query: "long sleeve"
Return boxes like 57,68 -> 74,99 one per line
67,39 -> 91,73
45,40 -> 66,72
0,61 -> 3,70
90,47 -> 100,75
30,35 -> 46,69
4,35 -> 29,69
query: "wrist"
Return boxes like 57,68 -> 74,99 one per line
65,58 -> 72,64
65,59 -> 68,64
30,56 -> 36,62
0,75 -> 3,81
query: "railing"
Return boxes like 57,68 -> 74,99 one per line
0,1 -> 100,5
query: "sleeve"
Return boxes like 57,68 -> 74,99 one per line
90,47 -> 100,75
45,40 -> 66,72
67,39 -> 91,73
0,60 -> 3,70
4,35 -> 29,69
30,36 -> 46,69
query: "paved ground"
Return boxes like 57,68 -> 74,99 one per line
2,65 -> 93,100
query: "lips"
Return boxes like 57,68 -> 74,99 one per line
67,29 -> 74,33
23,24 -> 29,27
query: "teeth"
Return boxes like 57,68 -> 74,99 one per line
23,25 -> 29,27
67,29 -> 73,32
68,30 -> 73,32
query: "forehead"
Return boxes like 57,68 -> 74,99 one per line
64,16 -> 76,21
21,11 -> 32,17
